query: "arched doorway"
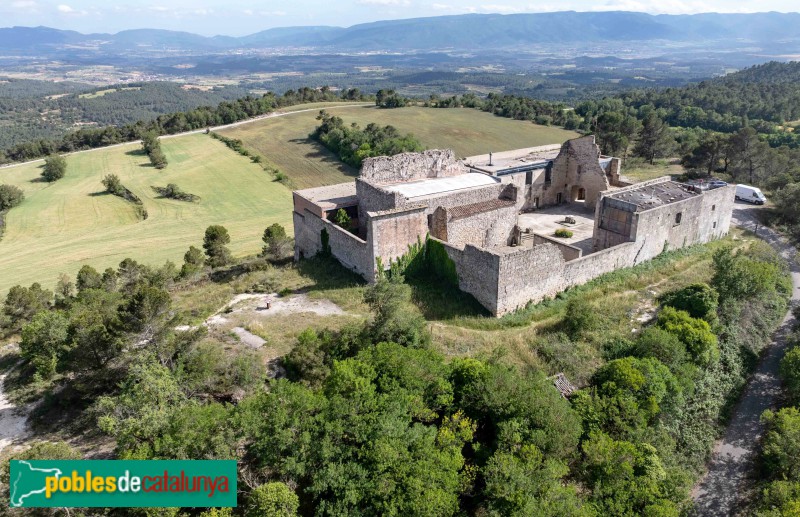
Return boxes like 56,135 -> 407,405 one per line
569,185 -> 586,202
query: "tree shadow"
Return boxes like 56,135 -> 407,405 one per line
407,273 -> 488,320
288,137 -> 358,178
88,191 -> 111,197
125,149 -> 146,157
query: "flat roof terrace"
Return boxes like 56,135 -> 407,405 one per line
464,145 -> 562,175
606,181 -> 699,212
294,182 -> 358,210
382,173 -> 499,199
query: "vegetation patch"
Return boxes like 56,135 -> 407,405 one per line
101,174 -> 148,220
554,228 -> 574,238
151,183 -> 200,202
311,109 -> 423,167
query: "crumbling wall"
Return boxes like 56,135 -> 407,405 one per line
360,149 -> 468,185
532,234 -> 583,261
293,209 -> 374,279
495,243 -> 568,315
437,240 -> 501,315
444,202 -> 517,248
369,206 -> 428,267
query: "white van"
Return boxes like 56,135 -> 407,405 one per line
735,184 -> 766,205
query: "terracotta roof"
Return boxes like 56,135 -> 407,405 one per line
448,198 -> 516,220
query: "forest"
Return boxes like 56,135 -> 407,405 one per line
0,222 -> 789,515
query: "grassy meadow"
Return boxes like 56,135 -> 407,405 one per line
0,133 -> 293,297
219,105 -> 580,188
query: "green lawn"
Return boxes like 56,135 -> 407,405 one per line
220,105 -> 580,188
0,133 -> 293,297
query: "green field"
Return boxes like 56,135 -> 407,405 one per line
0,104 -> 579,297
220,105 -> 580,188
0,133 -> 293,297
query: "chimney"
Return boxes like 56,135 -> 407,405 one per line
489,152 -> 493,166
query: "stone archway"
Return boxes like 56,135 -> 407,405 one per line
569,185 -> 586,202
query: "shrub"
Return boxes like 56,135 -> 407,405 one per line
152,184 -> 199,202
562,297 -> 597,340
761,407 -> 800,482
262,223 -> 293,260
246,482 -> 299,517
555,229 -> 574,238
781,345 -> 800,405
0,184 -> 24,211
656,306 -> 719,366
41,154 -> 66,182
659,282 -> 719,323
334,208 -> 351,229
101,174 -> 125,196
20,310 -> 70,378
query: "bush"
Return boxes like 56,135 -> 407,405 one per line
101,174 -> 125,196
152,184 -> 199,202
246,482 -> 299,517
0,184 -> 24,211
656,306 -> 719,366
761,407 -> 800,482
262,223 -> 293,261
659,282 -> 719,323
781,345 -> 800,405
562,297 -> 597,340
554,229 -> 574,238
41,154 -> 66,182
20,310 -> 70,378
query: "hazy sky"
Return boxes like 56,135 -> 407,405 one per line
2,0 -> 799,36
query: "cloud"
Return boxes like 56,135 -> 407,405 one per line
57,4 -> 74,13
358,0 -> 411,5
12,0 -> 37,8
589,0 -> 718,14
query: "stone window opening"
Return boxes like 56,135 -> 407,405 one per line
713,221 -> 717,229
525,170 -> 533,185
712,204 -> 716,211
675,212 -> 682,225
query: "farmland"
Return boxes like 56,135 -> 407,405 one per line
0,133 -> 292,296
219,105 -> 580,188
0,104 -> 578,296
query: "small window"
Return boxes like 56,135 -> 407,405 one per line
533,197 -> 540,209
525,170 -> 533,185
675,213 -> 682,225
712,204 -> 716,211
713,222 -> 717,229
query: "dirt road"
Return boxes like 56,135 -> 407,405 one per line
692,204 -> 800,516
0,362 -> 29,453
0,103 -> 372,171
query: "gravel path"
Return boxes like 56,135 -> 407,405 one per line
0,362 -> 29,453
692,204 -> 800,516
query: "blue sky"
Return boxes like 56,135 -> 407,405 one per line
2,0 -> 799,36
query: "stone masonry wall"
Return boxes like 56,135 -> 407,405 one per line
444,203 -> 517,248
293,209 -> 374,279
437,240 -> 501,315
369,206 -> 428,268
360,149 -> 467,185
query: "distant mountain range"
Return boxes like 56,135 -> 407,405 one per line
2,11 -> 800,54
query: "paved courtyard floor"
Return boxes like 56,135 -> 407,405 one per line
517,203 -> 596,255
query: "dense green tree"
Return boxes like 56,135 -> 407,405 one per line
76,265 -> 103,293
180,245 -> 206,278
67,288 -> 125,372
203,225 -> 232,267
780,346 -> 800,405
246,482 -> 299,517
262,223 -> 293,260
41,153 -> 67,182
333,208 -> 351,229
659,283 -> 719,324
0,184 -> 24,211
712,247 -> 785,302
363,277 -> 429,348
761,407 -> 800,483
633,112 -> 675,164
20,310 -> 70,378
3,282 -> 52,331
656,307 -> 719,366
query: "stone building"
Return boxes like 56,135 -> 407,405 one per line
292,135 -> 735,316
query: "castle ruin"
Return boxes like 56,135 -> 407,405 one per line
292,135 -> 735,316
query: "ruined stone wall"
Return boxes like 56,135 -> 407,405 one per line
445,204 -> 518,248
437,240 -> 501,315
293,209 -> 374,279
495,243 -> 568,315
360,149 -> 468,185
562,242 -> 638,287
532,234 -> 583,261
369,206 -> 428,267
418,184 -> 506,217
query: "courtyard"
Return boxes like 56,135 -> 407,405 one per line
517,204 -> 597,255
